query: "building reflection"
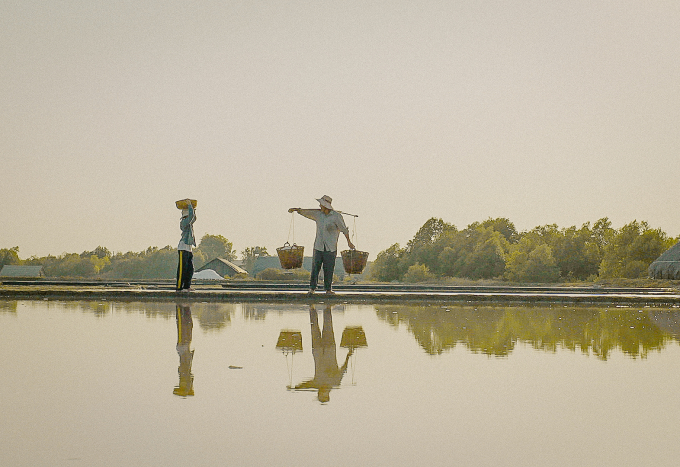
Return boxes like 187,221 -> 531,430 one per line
291,304 -> 352,403
647,310 -> 680,338
174,303 -> 194,397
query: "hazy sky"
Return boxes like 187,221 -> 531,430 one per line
2,1 -> 679,259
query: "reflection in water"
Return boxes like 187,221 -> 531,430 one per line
292,304 -> 352,403
29,300 -> 236,331
0,300 -> 18,313
647,310 -> 680,338
194,302 -> 234,331
276,330 -> 303,387
6,299 -> 680,466
174,303 -> 194,397
340,326 -> 367,385
376,305 -> 680,359
243,303 -> 280,320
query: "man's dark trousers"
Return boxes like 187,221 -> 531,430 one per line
310,249 -> 336,291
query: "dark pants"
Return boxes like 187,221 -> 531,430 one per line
310,249 -> 336,291
176,250 -> 194,291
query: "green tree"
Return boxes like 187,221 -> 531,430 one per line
106,246 -> 177,279
370,243 -> 405,282
599,221 -> 674,278
90,255 -> 111,274
195,234 -> 235,262
80,246 -> 111,259
0,246 -> 21,267
46,253 -> 96,277
478,218 -> 519,244
458,228 -> 508,279
402,218 -> 457,274
505,236 -> 560,282
592,217 -> 615,253
406,218 -> 455,252
550,223 -> 601,280
241,246 -> 270,274
436,226 -> 508,279
523,244 -> 560,282
529,224 -> 562,246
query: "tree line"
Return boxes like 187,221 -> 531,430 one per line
0,235 -> 269,280
369,217 -> 677,283
1,217 -> 677,282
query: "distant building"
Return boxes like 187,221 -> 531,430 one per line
0,265 -> 46,278
196,258 -> 247,278
648,242 -> 680,279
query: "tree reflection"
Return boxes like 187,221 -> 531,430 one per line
292,304 -> 352,403
174,303 -> 194,397
375,305 -> 680,360
0,300 -> 18,313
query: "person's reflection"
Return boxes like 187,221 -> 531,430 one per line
293,304 -> 352,403
174,303 -> 194,397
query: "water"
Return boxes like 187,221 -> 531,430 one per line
2,299 -> 680,467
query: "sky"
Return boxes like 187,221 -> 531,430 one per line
2,1 -> 679,259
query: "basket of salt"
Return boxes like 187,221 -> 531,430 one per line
175,199 -> 197,210
276,330 -> 303,352
341,249 -> 369,274
340,326 -> 367,349
277,242 -> 304,269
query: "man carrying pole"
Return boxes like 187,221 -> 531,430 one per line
289,195 -> 355,294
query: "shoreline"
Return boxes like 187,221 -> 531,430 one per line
2,282 -> 680,307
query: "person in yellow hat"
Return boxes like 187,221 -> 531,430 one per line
289,195 -> 354,294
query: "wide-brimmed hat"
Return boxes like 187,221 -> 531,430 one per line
316,195 -> 333,210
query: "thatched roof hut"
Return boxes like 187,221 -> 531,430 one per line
648,242 -> 680,279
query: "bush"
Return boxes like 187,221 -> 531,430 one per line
403,263 -> 434,283
230,273 -> 253,281
256,268 -> 311,282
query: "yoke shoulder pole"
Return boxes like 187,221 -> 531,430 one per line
336,210 -> 358,217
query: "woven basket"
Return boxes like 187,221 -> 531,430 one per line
276,242 -> 304,269
340,326 -> 367,349
175,199 -> 197,210
276,330 -> 303,352
341,250 -> 369,274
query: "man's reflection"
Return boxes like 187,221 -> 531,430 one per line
174,303 -> 194,397
293,304 -> 352,403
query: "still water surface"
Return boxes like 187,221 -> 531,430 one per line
2,299 -> 680,466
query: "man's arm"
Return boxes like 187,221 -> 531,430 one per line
288,207 -> 319,221
336,213 -> 355,249
344,232 -> 355,250
186,200 -> 195,222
